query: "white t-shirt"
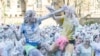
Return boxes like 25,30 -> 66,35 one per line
91,42 -> 100,56
77,44 -> 92,56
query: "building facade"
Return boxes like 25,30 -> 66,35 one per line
0,0 -> 53,24
0,0 -> 100,24
1,0 -> 53,17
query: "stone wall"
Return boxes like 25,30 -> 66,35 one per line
80,18 -> 100,25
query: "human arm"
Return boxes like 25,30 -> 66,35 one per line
8,25 -> 20,41
40,7 -> 64,21
75,45 -> 81,56
18,25 -> 25,41
46,6 -> 65,20
40,42 -> 58,52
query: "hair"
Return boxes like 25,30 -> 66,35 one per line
69,40 -> 75,45
93,35 -> 99,41
93,35 -> 98,41
75,35 -> 78,39
24,10 -> 36,23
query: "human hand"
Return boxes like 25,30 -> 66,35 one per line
62,5 -> 75,14
62,5 -> 69,11
46,6 -> 55,12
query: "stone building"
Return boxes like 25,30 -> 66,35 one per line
0,0 -> 100,24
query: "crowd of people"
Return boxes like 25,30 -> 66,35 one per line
0,5 -> 100,56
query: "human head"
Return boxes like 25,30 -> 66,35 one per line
24,10 -> 36,23
3,25 -> 9,30
94,34 -> 100,43
75,35 -> 83,44
63,5 -> 76,18
83,36 -> 91,45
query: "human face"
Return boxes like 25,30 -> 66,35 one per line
29,13 -> 36,23
84,38 -> 90,45
95,35 -> 100,43
76,37 -> 83,44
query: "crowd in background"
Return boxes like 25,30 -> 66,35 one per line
0,23 -> 100,56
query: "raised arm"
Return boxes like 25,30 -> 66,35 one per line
46,6 -> 64,20
8,25 -> 20,41
40,7 -> 64,21
18,25 -> 24,41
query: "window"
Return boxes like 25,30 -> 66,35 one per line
63,0 -> 65,4
37,14 -> 41,17
36,0 -> 42,8
19,14 -> 22,16
17,0 -> 21,8
10,15 -> 12,17
37,4 -> 42,8
15,14 -> 17,17
48,0 -> 50,3
7,0 -> 10,8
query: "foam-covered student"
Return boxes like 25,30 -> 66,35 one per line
91,34 -> 100,56
19,7 -> 66,56
76,36 -> 93,56
47,5 -> 80,56
74,34 -> 83,56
